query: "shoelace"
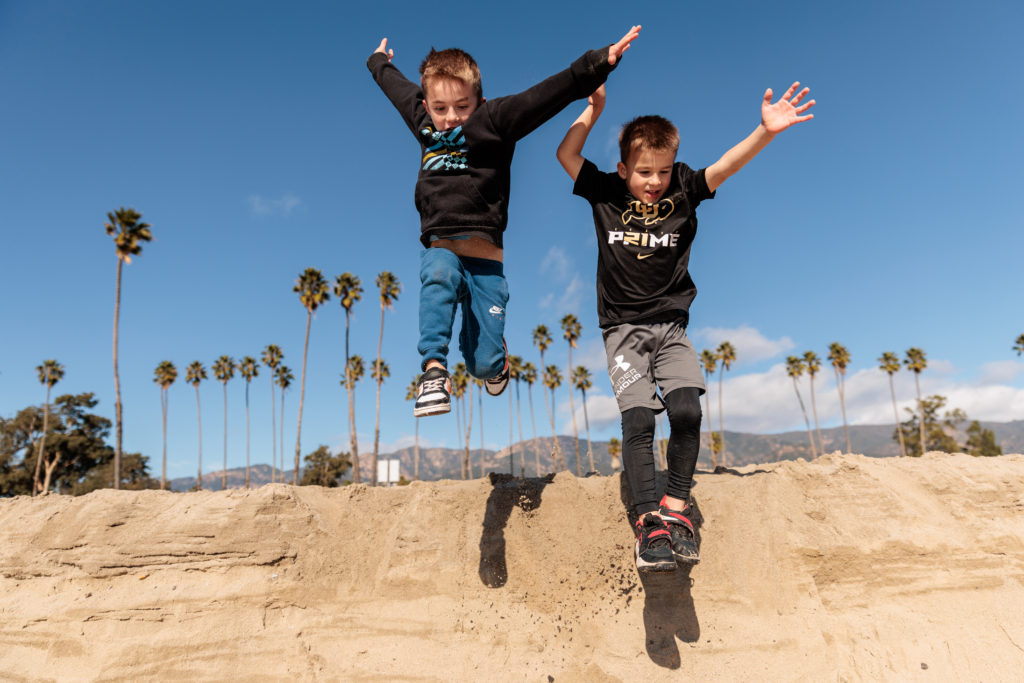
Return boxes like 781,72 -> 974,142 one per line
419,376 -> 448,396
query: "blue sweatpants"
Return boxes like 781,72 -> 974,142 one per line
418,247 -> 508,379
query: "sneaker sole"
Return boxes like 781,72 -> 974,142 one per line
636,556 -> 677,573
414,403 -> 451,417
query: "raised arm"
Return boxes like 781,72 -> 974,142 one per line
704,82 -> 815,193
556,85 -> 605,180
366,37 -> 425,137
486,25 -> 639,142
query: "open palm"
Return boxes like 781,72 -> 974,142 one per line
762,82 -> 815,134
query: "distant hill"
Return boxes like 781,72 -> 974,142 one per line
170,420 -> 1024,490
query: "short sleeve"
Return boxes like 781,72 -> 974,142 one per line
676,163 -> 716,206
572,159 -> 604,203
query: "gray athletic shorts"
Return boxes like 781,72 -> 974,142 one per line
602,320 -> 705,414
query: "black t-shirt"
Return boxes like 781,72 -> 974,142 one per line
572,158 -> 715,328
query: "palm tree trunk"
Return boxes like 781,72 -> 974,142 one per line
455,393 -> 464,479
566,350 -> 581,476
195,386 -> 203,490
42,448 -> 61,494
791,378 -> 816,459
515,381 -> 526,478
270,370 -> 277,484
582,388 -> 594,472
279,389 -> 286,482
547,386 -> 564,471
221,382 -> 228,490
161,387 -> 168,490
478,384 -> 485,477
372,308 -> 385,486
717,371 -> 726,468
508,388 -> 515,475
345,312 -> 361,484
703,376 -> 715,469
112,256 -> 124,489
914,372 -> 925,455
889,374 -> 908,457
833,367 -> 851,453
33,384 -> 52,496
414,417 -> 420,481
244,382 -> 251,489
294,311 -> 312,485
464,384 -> 474,479
527,385 -> 541,477
809,375 -> 823,455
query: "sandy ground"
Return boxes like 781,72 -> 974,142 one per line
2,451 -> 1024,682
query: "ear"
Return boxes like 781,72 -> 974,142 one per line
422,99 -> 428,111
617,161 -> 627,179
480,96 -> 486,104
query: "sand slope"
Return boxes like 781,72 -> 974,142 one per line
2,452 -> 1024,681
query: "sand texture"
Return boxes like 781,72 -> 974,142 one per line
2,451 -> 1024,681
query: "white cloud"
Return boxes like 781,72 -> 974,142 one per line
540,246 -> 572,280
248,192 -> 302,217
539,274 -> 585,313
690,324 -> 795,365
976,360 -> 1024,385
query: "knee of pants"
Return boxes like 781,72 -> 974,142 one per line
664,388 -> 702,431
621,406 -> 656,447
419,249 -> 461,289
467,348 -> 505,380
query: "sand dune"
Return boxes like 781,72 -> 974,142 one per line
2,452 -> 1024,681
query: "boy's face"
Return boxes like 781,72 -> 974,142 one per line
422,77 -> 481,131
617,147 -> 676,204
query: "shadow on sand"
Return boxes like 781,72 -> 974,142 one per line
478,472 -> 554,588
619,470 -> 704,669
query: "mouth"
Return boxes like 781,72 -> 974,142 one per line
643,189 -> 662,202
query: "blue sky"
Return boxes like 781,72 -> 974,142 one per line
2,0 -> 1023,480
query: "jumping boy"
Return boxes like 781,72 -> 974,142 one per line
556,82 -> 815,572
367,26 -> 641,417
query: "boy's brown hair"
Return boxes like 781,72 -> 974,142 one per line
419,48 -> 483,101
618,115 -> 679,163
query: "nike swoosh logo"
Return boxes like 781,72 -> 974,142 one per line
637,253 -> 653,260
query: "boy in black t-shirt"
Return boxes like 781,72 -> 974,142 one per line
367,27 -> 640,418
557,83 -> 815,572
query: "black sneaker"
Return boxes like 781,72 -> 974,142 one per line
633,513 -> 676,573
484,339 -> 510,397
414,366 -> 452,417
658,495 -> 699,565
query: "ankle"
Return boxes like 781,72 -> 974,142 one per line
424,360 -> 446,373
661,494 -> 688,512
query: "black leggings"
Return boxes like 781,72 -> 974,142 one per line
621,387 -> 702,515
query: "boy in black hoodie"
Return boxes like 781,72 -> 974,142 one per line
367,26 -> 640,417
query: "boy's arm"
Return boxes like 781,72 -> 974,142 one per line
486,26 -> 639,142
366,37 -> 425,136
704,82 -> 815,193
556,86 -> 605,181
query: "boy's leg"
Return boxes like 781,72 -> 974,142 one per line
418,248 -> 465,370
457,256 -> 509,385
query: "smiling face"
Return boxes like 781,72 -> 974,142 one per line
423,77 -> 481,132
617,147 -> 676,204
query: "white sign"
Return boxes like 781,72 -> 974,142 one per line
377,458 -> 400,486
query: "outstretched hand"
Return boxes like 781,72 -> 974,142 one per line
762,82 -> 815,134
374,37 -> 394,62
609,25 -> 641,65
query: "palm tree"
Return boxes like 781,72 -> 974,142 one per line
153,360 -> 177,490
803,350 -> 824,454
533,324 -> 562,469
509,355 -> 526,477
608,436 -> 622,472
560,314 -> 583,476
827,342 -> 852,453
476,377 -> 486,476
238,356 -> 259,489
335,272 -> 363,483
786,355 -> 817,459
372,272 -> 401,485
543,364 -> 565,470
275,365 -> 294,482
904,347 -> 928,456
406,375 -> 421,480
105,207 -> 152,489
293,268 -> 330,485
186,361 -> 207,489
34,359 -> 65,495
261,345 -> 283,483
715,341 -> 735,467
212,355 -> 235,489
572,365 -> 595,472
452,363 -> 470,479
343,356 -> 364,481
1014,334 -> 1024,356
699,349 -> 718,469
878,351 -> 907,457
521,362 -> 542,476
372,358 -> 391,483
